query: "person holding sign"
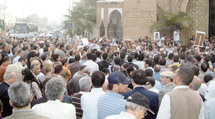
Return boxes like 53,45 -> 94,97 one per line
173,29 -> 180,46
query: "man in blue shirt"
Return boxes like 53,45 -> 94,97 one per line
97,71 -> 132,119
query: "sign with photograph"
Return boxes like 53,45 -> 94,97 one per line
194,31 -> 206,47
154,32 -> 160,41
111,44 -> 118,52
124,39 -> 133,49
81,38 -> 89,45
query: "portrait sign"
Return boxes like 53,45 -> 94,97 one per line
111,44 -> 118,52
81,38 -> 89,45
154,32 -> 160,41
124,39 -> 133,50
194,31 -> 206,47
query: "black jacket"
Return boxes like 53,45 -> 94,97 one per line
0,82 -> 13,117
97,60 -> 110,71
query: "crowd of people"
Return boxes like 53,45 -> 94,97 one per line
0,33 -> 215,119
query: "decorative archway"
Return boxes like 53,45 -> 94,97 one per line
100,20 -> 105,37
108,10 -> 123,40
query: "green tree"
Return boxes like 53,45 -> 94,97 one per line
150,7 -> 193,37
64,3 -> 96,36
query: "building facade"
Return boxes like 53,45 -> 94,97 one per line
97,0 -> 209,41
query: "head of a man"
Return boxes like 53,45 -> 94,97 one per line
17,49 -> 24,57
31,63 -> 41,75
160,71 -> 175,85
189,76 -> 201,91
132,70 -> 147,87
126,93 -> 154,119
174,66 -> 194,86
45,78 -> 66,101
83,67 -> 91,76
154,65 -> 161,73
108,71 -> 132,94
2,43 -> 9,52
145,77 -> 156,89
190,65 -> 200,76
54,64 -> 63,75
79,76 -> 92,92
2,56 -> 11,66
102,52 -> 109,61
91,71 -> 105,88
8,82 -> 31,109
79,65 -> 87,74
4,71 -> 16,85
18,58 -> 26,67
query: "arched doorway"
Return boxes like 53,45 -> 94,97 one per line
108,10 -> 123,40
100,20 -> 105,37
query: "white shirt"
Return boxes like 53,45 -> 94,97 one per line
205,80 -> 215,99
39,48 -> 44,56
46,60 -> 52,65
12,56 -> 20,64
32,100 -> 76,119
83,60 -> 99,74
157,86 -> 204,119
36,72 -> 46,85
105,112 -> 136,119
148,87 -> 159,93
81,88 -> 105,119
198,83 -> 207,96
161,36 -> 165,41
133,61 -> 145,70
173,31 -> 180,41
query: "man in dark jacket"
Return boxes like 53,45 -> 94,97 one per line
0,71 -> 16,117
97,52 -> 110,71
123,70 -> 159,119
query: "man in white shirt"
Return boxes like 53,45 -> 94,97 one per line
12,49 -> 24,64
83,52 -> 99,74
173,29 -> 180,46
205,80 -> 215,99
133,53 -> 145,70
81,71 -> 105,119
32,78 -> 76,119
157,66 -> 204,119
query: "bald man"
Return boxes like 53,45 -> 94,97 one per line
189,76 -> 206,102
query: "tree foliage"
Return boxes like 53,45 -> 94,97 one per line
150,7 -> 193,34
64,2 -> 96,36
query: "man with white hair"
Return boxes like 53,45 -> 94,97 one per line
72,76 -> 92,118
67,65 -> 91,95
189,76 -> 206,101
0,71 -> 16,117
32,78 -> 76,119
4,82 -> 49,119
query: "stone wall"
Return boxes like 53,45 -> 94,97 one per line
123,0 -> 157,41
187,0 -> 209,37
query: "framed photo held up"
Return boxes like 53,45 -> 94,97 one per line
124,39 -> 133,50
110,44 -> 118,52
194,31 -> 206,47
154,32 -> 160,41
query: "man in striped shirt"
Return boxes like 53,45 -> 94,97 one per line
97,71 -> 132,119
72,76 -> 91,119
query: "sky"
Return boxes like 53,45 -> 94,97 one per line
0,0 -> 80,24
